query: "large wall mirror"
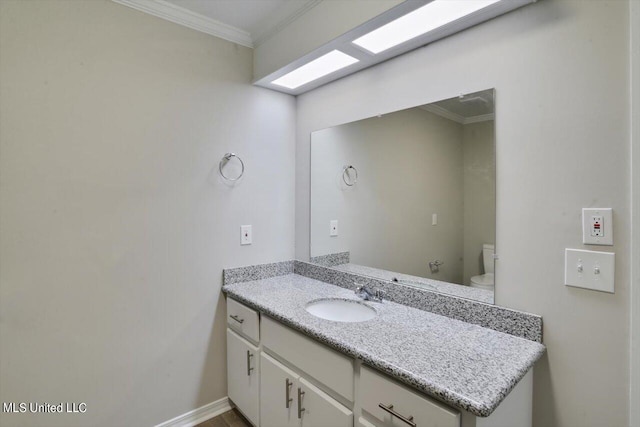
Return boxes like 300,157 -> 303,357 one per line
310,89 -> 496,304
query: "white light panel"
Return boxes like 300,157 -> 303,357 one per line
271,50 -> 359,89
352,0 -> 502,54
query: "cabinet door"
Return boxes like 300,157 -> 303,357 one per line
260,353 -> 300,427
227,328 -> 259,426
299,377 -> 352,427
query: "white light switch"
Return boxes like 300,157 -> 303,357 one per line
582,208 -> 613,245
330,220 -> 338,237
564,248 -> 615,293
241,225 -> 252,245
432,213 -> 437,226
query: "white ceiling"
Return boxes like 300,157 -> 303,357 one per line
161,0 -> 318,45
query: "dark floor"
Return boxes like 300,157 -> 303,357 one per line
195,408 -> 251,427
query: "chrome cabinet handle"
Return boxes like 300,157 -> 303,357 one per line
285,378 -> 293,408
378,403 -> 416,427
297,388 -> 305,419
246,351 -> 254,376
230,314 -> 244,324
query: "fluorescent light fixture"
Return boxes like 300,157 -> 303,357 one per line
353,0 -> 502,54
271,50 -> 359,89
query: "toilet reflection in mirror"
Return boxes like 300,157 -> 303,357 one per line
309,89 -> 495,304
470,243 -> 495,290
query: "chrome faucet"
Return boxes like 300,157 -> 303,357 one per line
354,283 -> 383,302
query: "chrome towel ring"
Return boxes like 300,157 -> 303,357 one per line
342,165 -> 358,186
219,153 -> 245,181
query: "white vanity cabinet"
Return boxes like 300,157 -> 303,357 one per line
226,297 -> 532,427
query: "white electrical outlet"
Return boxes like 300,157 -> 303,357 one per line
564,248 -> 615,293
330,220 -> 338,237
590,215 -> 603,236
241,225 -> 252,245
582,208 -> 613,245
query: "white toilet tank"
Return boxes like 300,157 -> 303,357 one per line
482,244 -> 495,274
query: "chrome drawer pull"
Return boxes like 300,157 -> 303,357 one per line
378,403 -> 416,427
297,388 -> 306,419
285,378 -> 293,408
230,314 -> 244,324
246,351 -> 254,376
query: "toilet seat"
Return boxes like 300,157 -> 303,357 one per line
470,273 -> 494,290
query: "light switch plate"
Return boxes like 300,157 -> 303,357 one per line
582,208 -> 613,245
330,220 -> 338,237
564,248 -> 615,293
240,225 -> 252,245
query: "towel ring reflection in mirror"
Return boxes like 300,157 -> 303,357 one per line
343,165 -> 358,186
219,153 -> 245,182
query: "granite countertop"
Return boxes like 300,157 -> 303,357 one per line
332,263 -> 494,304
222,273 -> 545,417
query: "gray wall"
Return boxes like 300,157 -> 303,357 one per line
295,1 -> 630,426
310,108 -> 464,282
0,1 -> 295,426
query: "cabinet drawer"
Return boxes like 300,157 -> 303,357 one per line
227,298 -> 260,343
261,316 -> 354,402
360,366 -> 460,427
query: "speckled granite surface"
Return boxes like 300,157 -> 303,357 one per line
223,260 -> 293,285
309,251 -> 350,267
332,262 -> 494,304
222,274 -> 545,417
295,260 -> 543,342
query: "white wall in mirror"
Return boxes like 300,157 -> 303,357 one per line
310,90 -> 495,303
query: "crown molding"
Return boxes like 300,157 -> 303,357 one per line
420,104 -> 494,125
420,104 -> 465,124
111,0 -> 253,48
464,113 -> 495,124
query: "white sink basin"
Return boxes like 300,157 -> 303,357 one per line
305,298 -> 376,323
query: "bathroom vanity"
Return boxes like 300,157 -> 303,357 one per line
222,264 -> 544,427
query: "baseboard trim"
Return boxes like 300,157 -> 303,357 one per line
155,397 -> 232,427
